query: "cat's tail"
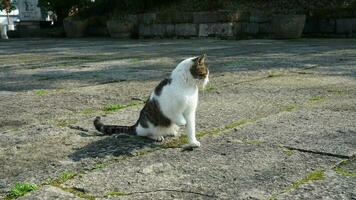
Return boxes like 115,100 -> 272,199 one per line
94,116 -> 136,135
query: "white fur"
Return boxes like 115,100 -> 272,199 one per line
135,56 -> 208,147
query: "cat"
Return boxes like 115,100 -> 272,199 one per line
94,54 -> 209,148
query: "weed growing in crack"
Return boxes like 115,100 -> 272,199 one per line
92,163 -> 105,170
205,84 -> 217,92
281,104 -> 297,112
308,96 -> 325,102
268,170 -> 325,199
49,171 -> 77,187
5,182 -> 38,200
278,145 -> 294,156
224,119 -> 251,129
34,89 -> 48,96
333,159 -> 356,177
282,170 -> 325,193
333,167 -> 356,177
105,191 -> 128,197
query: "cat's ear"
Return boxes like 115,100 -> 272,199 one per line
194,54 -> 206,65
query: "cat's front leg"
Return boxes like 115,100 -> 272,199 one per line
174,114 -> 187,126
183,109 -> 200,148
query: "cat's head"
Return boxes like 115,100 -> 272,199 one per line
189,54 -> 209,89
190,54 -> 208,80
173,54 -> 209,88
189,54 -> 209,88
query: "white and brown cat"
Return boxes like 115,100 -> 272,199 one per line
94,54 -> 209,148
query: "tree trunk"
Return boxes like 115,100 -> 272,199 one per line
6,8 -> 10,25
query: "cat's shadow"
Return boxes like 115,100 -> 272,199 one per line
69,133 -> 157,161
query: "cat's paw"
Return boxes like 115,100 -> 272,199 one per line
147,135 -> 165,142
183,140 -> 201,150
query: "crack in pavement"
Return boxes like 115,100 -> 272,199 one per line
282,145 -> 351,159
105,189 -> 217,198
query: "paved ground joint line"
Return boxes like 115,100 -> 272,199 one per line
105,189 -> 217,198
282,145 -> 350,159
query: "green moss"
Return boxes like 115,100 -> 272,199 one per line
308,96 -> 325,102
281,104 -> 297,112
327,89 -> 346,96
102,100 -> 143,113
278,145 -> 294,156
161,135 -> 188,148
224,119 -> 251,130
5,182 -> 38,200
59,172 -> 76,182
205,84 -> 217,92
105,191 -> 128,196
92,163 -> 104,170
197,127 -> 221,137
34,89 -> 48,96
283,170 -> 325,193
283,149 -> 294,156
333,167 -> 356,177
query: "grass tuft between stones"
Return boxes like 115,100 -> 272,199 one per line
281,104 -> 297,112
5,182 -> 38,200
33,89 -> 48,96
308,95 -> 325,102
205,83 -> 217,92
48,171 -> 77,187
333,159 -> 356,177
268,170 -> 325,199
333,167 -> 356,177
283,170 -> 325,193
105,191 -> 128,197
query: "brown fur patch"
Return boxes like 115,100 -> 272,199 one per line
138,98 -> 171,128
190,55 -> 208,79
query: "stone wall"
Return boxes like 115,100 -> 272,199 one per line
134,11 -> 268,39
304,9 -> 356,38
111,10 -> 356,39
11,10 -> 354,39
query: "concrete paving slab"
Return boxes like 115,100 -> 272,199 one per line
0,39 -> 355,199
64,130 -> 341,199
232,105 -> 356,157
18,186 -> 82,200
275,169 -> 356,200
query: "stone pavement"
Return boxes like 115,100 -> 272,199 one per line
0,38 -> 355,199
